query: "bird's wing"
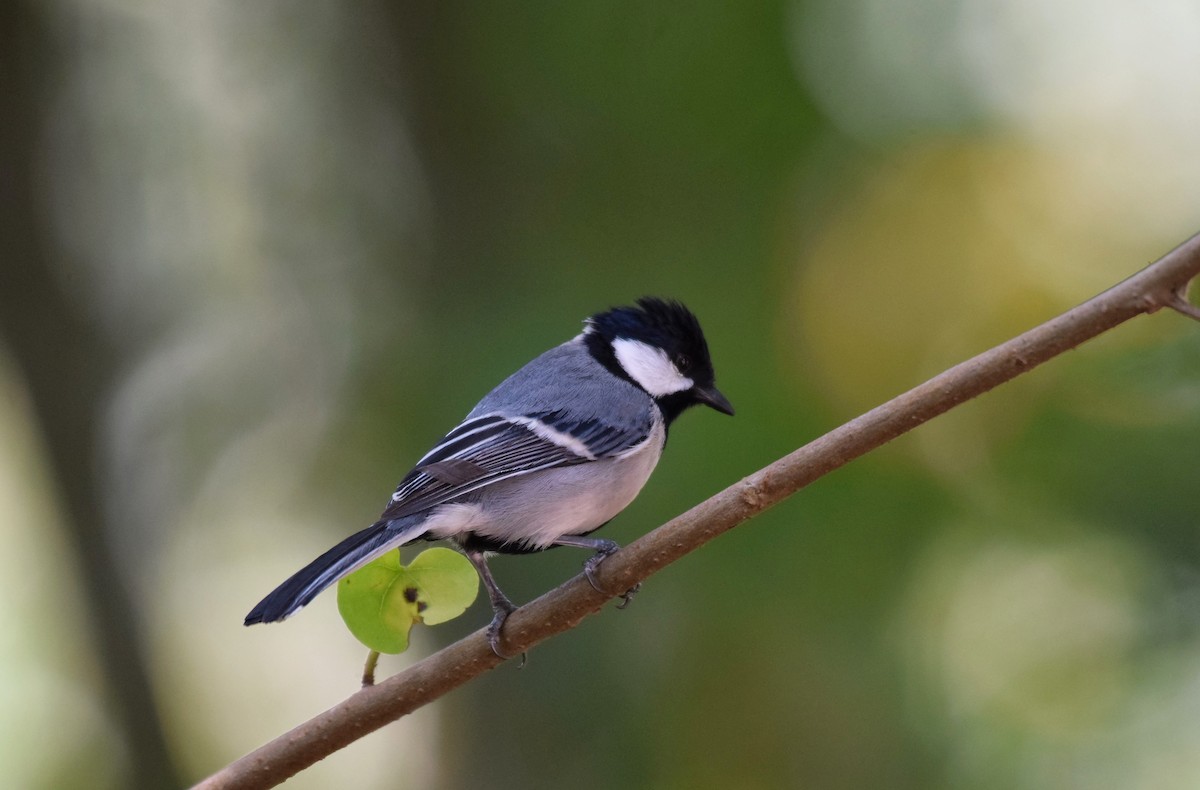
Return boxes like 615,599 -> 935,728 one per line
380,409 -> 654,520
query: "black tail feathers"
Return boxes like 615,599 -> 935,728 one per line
244,518 -> 424,626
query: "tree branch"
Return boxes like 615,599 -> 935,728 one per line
196,232 -> 1200,790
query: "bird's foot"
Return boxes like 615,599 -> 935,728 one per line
465,546 -> 526,664
582,541 -> 640,608
485,599 -> 525,665
615,582 -> 642,610
484,597 -> 528,662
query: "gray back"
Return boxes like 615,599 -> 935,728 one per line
467,337 -> 652,423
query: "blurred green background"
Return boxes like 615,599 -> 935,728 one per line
3,2 -> 1200,788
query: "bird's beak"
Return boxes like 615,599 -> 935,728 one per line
694,385 -> 735,416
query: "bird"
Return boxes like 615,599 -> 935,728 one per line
244,297 -> 733,656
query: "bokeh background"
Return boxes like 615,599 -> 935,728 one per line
3,2 -> 1200,788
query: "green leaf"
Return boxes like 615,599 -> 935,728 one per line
337,548 -> 480,654
337,551 -> 419,654
405,547 -> 480,625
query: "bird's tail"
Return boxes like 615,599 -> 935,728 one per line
244,516 -> 428,626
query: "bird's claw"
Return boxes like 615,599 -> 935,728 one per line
615,582 -> 641,609
484,600 -> 518,653
485,600 -> 526,666
582,544 -> 616,592
583,544 -> 639,609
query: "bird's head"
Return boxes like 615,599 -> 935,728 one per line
584,297 -> 734,424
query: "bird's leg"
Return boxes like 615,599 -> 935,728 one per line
464,548 -> 519,659
552,534 -> 641,608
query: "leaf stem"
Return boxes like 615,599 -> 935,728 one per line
361,651 -> 380,688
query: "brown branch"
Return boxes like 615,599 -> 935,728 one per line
196,232 -> 1200,790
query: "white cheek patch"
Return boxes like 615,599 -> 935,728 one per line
611,338 -> 693,397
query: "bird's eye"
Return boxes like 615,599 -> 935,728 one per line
675,354 -> 691,370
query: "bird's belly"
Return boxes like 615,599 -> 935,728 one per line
452,426 -> 664,550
